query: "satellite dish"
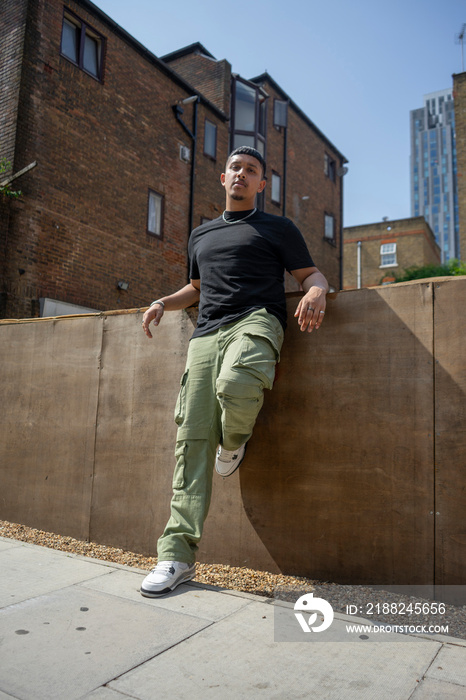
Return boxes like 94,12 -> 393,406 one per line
337,166 -> 348,177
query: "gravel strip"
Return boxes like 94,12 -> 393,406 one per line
0,520 -> 311,596
1,519 -> 465,639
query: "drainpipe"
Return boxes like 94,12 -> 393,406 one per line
357,241 -> 362,289
282,123 -> 288,217
339,173 -> 344,290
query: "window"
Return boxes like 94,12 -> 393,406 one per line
40,298 -> 99,317
273,99 -> 288,128
231,77 -> 267,157
324,153 -> 336,182
324,213 -> 335,243
61,10 -> 104,80
380,243 -> 397,267
147,190 -> 163,238
271,172 -> 281,205
203,120 -> 217,159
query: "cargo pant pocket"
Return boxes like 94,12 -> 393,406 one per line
172,441 -> 187,489
171,439 -> 217,504
174,370 -> 189,427
174,367 -> 218,440
233,333 -> 280,390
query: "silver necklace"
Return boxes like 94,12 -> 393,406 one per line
222,207 -> 257,224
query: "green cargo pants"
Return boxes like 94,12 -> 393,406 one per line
157,308 -> 284,564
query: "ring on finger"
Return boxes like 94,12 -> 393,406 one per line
308,306 -> 314,312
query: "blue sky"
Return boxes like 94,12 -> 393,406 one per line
92,0 -> 465,227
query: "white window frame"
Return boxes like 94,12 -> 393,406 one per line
324,213 -> 335,242
380,243 -> 397,268
271,171 -> 281,204
147,189 -> 163,238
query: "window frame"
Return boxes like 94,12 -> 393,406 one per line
203,119 -> 217,160
231,76 -> 268,159
324,213 -> 336,244
273,99 -> 288,129
271,171 -> 281,205
324,153 -> 336,182
60,8 -> 105,82
147,189 -> 164,239
380,242 -> 397,268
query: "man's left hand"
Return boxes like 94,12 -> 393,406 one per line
294,287 -> 327,332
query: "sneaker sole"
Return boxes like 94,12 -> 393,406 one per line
140,569 -> 195,598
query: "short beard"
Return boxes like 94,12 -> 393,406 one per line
231,192 -> 246,201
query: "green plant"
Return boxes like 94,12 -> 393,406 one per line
394,258 -> 466,282
0,158 -> 22,199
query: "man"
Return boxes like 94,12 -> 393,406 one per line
140,146 -> 328,596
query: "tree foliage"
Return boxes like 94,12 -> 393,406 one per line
394,259 -> 466,282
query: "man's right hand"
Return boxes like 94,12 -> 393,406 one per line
142,303 -> 164,339
141,282 -> 200,339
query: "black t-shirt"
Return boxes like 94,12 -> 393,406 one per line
188,209 -> 315,338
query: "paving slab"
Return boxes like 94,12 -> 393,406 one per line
0,538 -> 22,552
424,643 -> 466,687
79,689 -> 125,700
410,677 -> 466,699
0,542 -> 117,609
0,585 -> 212,700
109,599 -> 441,700
1,538 -> 466,700
82,568 -> 254,621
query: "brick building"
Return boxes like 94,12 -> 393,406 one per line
343,217 -> 440,289
453,71 -> 466,261
1,0 -> 346,319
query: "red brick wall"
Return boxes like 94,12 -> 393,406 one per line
257,79 -> 343,292
3,0 -> 344,318
0,0 -> 29,316
2,0 -> 225,318
343,217 -> 441,289
161,62 -> 344,291
165,52 -> 231,115
165,51 -> 232,229
0,0 -> 28,170
190,102 -> 230,227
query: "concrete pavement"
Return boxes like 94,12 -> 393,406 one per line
1,536 -> 465,700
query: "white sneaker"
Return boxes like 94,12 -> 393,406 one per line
215,443 -> 247,477
140,561 -> 196,597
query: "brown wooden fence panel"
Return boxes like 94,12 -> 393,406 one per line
0,280 -> 464,587
0,316 -> 102,540
201,285 -> 436,584
433,279 -> 466,588
89,309 -> 195,554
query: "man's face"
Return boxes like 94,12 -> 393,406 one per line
221,154 -> 266,202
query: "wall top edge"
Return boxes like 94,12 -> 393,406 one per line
1,278 -> 464,325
